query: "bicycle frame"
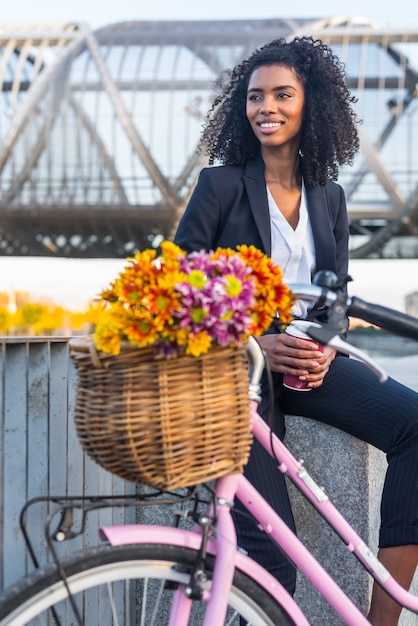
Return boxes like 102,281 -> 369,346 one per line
100,396 -> 418,625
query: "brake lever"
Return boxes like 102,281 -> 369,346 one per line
325,334 -> 388,383
296,322 -> 389,383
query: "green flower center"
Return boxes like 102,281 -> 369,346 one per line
188,270 -> 206,289
191,307 -> 206,323
137,319 -> 150,332
156,295 -> 169,309
225,275 -> 242,297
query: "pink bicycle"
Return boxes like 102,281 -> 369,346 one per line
1,280 -> 418,625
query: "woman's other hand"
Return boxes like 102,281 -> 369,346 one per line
256,332 -> 336,388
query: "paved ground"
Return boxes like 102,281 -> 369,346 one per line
376,354 -> 418,392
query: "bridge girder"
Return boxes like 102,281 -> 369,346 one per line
1,17 -> 418,258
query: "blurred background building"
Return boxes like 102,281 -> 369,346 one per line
1,16 -> 418,261
406,291 -> 418,316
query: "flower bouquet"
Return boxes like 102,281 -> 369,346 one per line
93,240 -> 294,357
69,242 -> 294,490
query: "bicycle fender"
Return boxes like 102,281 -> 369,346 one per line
100,524 -> 309,626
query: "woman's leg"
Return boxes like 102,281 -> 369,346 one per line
232,371 -> 297,595
281,355 -> 418,623
281,355 -> 418,546
368,545 -> 418,625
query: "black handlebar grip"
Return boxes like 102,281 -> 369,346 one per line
348,296 -> 418,341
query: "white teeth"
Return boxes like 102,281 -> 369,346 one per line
260,122 -> 281,128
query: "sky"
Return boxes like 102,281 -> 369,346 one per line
3,0 -> 418,29
1,1 -> 418,314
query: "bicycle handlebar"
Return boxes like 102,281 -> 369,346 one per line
247,283 -> 418,391
289,283 -> 418,341
347,296 -> 418,340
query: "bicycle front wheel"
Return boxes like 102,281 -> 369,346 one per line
0,543 -> 297,625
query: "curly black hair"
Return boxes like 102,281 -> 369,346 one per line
200,36 -> 360,189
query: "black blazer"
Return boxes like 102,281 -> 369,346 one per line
174,153 -> 349,281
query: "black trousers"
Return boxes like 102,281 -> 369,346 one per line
232,355 -> 418,595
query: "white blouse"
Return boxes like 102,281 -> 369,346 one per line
267,181 -> 316,318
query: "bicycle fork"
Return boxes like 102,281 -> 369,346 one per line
167,475 -> 240,625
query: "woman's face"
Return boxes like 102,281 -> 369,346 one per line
246,63 -> 305,151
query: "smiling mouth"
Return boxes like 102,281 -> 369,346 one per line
258,121 -> 282,128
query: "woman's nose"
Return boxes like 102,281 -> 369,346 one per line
259,98 -> 275,114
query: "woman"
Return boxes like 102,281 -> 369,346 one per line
174,36 -> 418,626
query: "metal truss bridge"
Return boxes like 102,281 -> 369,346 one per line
1,17 -> 418,259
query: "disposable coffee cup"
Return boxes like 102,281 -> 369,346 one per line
283,321 -> 324,391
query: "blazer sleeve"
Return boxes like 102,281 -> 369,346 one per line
328,183 -> 350,280
174,164 -> 266,254
174,168 -> 222,253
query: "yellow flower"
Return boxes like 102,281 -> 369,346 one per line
94,307 -> 127,355
185,331 -> 212,357
168,326 -> 189,346
160,240 -> 186,261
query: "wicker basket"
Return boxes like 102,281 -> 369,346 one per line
68,337 -> 253,490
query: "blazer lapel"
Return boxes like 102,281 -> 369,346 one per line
242,155 -> 336,274
306,185 -> 336,273
243,154 -> 271,255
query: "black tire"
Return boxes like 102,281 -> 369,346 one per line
0,543 -> 298,625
